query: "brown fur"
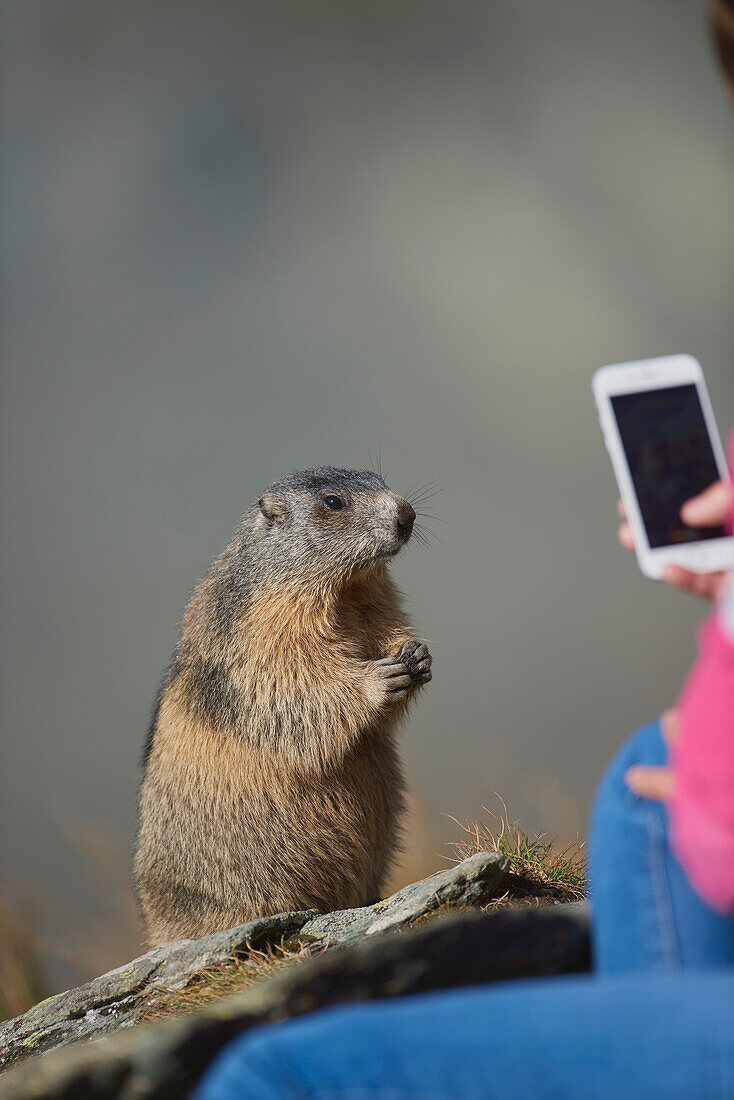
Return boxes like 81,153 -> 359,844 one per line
134,469 -> 430,946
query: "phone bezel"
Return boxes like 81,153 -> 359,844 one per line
592,354 -> 733,580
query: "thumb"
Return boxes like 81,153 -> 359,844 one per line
680,481 -> 732,527
625,765 -> 674,802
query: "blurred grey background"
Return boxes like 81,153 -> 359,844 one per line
2,0 -> 733,987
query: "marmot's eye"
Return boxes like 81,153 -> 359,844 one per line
323,495 -> 344,511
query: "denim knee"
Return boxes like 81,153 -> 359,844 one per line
589,718 -> 675,972
195,1026 -> 299,1100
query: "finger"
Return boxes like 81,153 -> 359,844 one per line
410,644 -> 429,662
385,668 -> 410,683
617,523 -> 634,550
661,708 -> 679,746
680,480 -> 732,527
414,656 -> 432,673
625,765 -> 674,802
616,498 -> 627,520
661,564 -> 724,601
661,564 -> 698,592
386,676 -> 412,693
399,640 -> 420,659
374,658 -> 408,678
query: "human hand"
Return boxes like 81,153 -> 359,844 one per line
617,480 -> 732,600
624,709 -> 678,802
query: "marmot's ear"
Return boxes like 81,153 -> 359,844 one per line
258,494 -> 289,524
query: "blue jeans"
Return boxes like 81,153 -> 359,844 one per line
590,718 -> 734,972
196,722 -> 734,1099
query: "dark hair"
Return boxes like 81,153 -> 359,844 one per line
710,0 -> 734,93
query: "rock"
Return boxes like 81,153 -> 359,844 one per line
0,902 -> 590,1099
151,910 -> 319,990
301,851 -> 511,942
0,853 -> 512,1074
0,911 -> 316,1072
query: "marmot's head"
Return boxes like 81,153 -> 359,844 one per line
249,467 -> 415,581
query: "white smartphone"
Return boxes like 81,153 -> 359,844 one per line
592,354 -> 733,580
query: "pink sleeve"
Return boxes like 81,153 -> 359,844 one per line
669,430 -> 734,913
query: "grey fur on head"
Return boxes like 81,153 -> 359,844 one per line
241,466 -> 415,584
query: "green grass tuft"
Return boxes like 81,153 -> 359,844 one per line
448,796 -> 586,904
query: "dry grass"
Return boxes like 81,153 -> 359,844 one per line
142,943 -> 313,1022
0,896 -> 47,1021
1,822 -> 145,1025
448,797 -> 586,905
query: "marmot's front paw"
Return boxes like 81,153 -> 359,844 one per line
371,656 -> 412,701
398,640 -> 433,686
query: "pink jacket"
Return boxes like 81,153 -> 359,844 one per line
670,431 -> 734,913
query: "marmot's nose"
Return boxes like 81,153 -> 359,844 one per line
396,500 -> 416,538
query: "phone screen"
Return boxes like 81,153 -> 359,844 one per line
610,384 -> 725,549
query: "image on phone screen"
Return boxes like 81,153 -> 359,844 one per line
610,384 -> 726,549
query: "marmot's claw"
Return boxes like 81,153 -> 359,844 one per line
398,641 -> 433,686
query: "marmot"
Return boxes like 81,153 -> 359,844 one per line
134,467 -> 432,946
